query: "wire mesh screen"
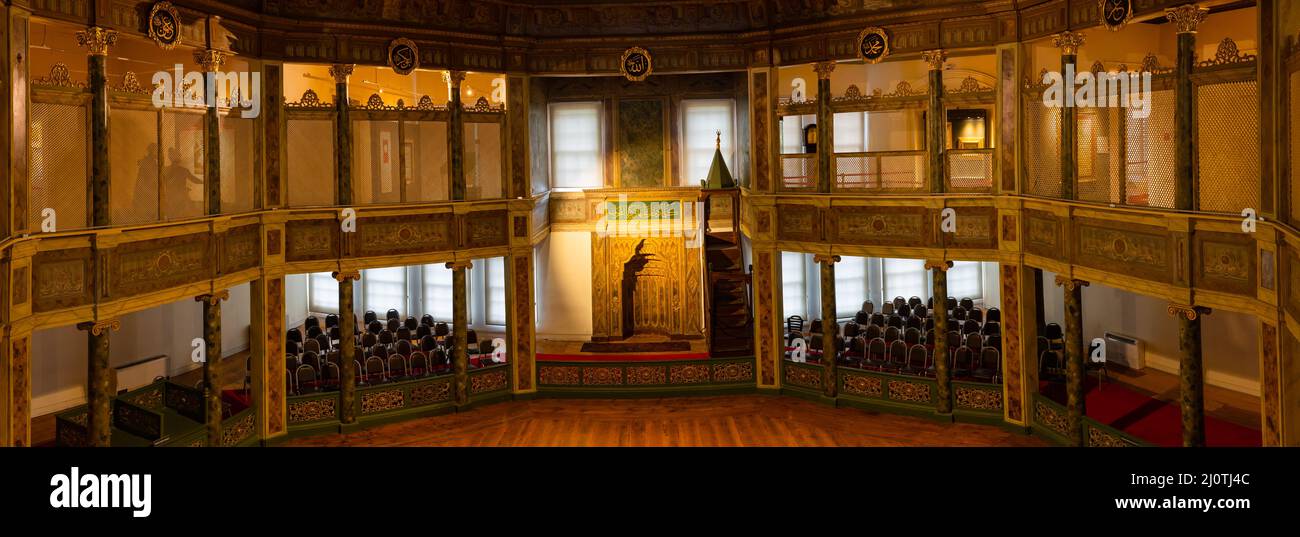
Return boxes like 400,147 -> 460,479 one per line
110,108 -> 160,225
946,150 -> 993,192
1126,88 -> 1177,208
1023,94 -> 1062,197
30,102 -> 88,231
1196,79 -> 1260,214
835,154 -> 874,189
879,153 -> 926,190
1076,107 -> 1123,204
160,111 -> 205,220
287,118 -> 336,207
403,121 -> 449,202
1290,70 -> 1300,224
465,121 -> 503,200
352,119 -> 402,204
220,114 -> 256,213
782,154 -> 815,188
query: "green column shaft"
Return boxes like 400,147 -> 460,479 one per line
929,68 -> 946,193
1174,33 -> 1195,210
205,80 -> 221,215
336,80 -> 352,205
819,260 -> 837,397
202,300 -> 222,446
1061,53 -> 1078,201
452,265 -> 469,404
1063,283 -> 1085,446
932,269 -> 952,414
338,278 -> 357,424
449,76 -> 465,201
89,54 -> 110,227
85,328 -> 112,447
816,77 -> 833,193
1179,313 -> 1206,447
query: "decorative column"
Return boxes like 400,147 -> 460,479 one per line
251,276 -> 286,441
1056,275 -> 1088,446
448,260 -> 472,405
922,49 -> 947,193
506,252 -> 537,394
1169,304 -> 1210,447
1167,4 -> 1208,211
1053,31 -> 1084,201
506,75 -> 531,200
76,26 -> 117,227
195,50 -> 228,215
77,319 -> 120,447
2,329 -> 33,447
330,64 -> 354,205
812,61 -> 835,193
445,70 -> 467,200
4,6 -> 32,237
334,270 -> 360,424
927,260 -> 954,414
196,291 -> 229,446
814,254 -> 840,398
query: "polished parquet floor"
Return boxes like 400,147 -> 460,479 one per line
283,395 -> 1048,447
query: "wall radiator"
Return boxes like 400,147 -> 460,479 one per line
115,355 -> 169,392
1103,332 -> 1144,370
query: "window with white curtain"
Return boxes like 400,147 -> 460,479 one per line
882,258 -> 929,303
780,114 -> 815,154
422,263 -> 455,322
834,256 -> 869,318
308,272 -> 339,314
947,261 -> 983,302
363,266 -> 407,318
681,99 -> 735,185
549,102 -> 603,190
832,112 -> 868,153
781,252 -> 808,320
485,257 -> 507,326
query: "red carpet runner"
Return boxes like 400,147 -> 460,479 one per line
1040,380 -> 1260,447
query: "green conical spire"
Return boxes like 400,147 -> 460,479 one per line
702,130 -> 735,189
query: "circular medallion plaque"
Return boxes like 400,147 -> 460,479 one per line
621,47 -> 653,82
387,38 -> 420,76
856,27 -> 890,64
148,2 -> 182,49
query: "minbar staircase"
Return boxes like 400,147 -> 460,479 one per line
701,190 -> 753,358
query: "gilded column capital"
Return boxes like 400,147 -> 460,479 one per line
1167,303 -> 1211,320
1052,31 -> 1085,55
812,254 -> 841,265
76,27 -> 118,56
77,319 -> 121,336
1053,275 -> 1090,291
924,260 -> 953,271
193,49 -> 231,73
332,270 -> 361,282
921,49 -> 947,70
195,290 -> 231,305
329,63 -> 355,84
1165,4 -> 1209,34
812,61 -> 836,80
446,260 -> 474,270
443,70 -> 467,88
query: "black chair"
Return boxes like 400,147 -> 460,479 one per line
951,346 -> 975,378
285,340 -> 300,356
953,308 -> 968,321
972,347 -> 1001,383
1036,336 -> 1050,362
295,364 -> 318,394
466,329 -> 479,346
301,351 -> 321,372
1039,350 -> 1066,382
809,319 -> 824,335
361,332 -> 378,348
981,321 -> 1001,337
892,296 -> 906,311
416,324 -> 433,339
367,320 -> 384,335
315,333 -> 331,352
845,337 -> 867,366
395,339 -> 413,357
885,340 -> 908,372
908,296 -> 923,308
913,305 -> 927,319
303,339 -> 321,355
968,308 -> 984,323
379,330 -> 395,348
306,325 -> 323,339
328,326 -> 341,346
959,297 -> 975,311
887,315 -> 904,329
404,317 -> 419,331
945,331 -> 962,358
434,322 -> 450,338
364,310 -> 378,324
897,304 -> 912,319
786,315 -> 805,335
904,344 -> 928,376
922,328 -> 935,346
862,301 -> 874,315
903,327 -> 921,346
853,311 -> 870,325
321,362 -> 340,389
421,314 -> 435,327
863,324 -> 882,340
881,303 -> 895,316
386,309 -> 401,321
387,355 -> 408,379
985,307 -> 1001,324
1043,323 -> 1064,349
964,332 -> 982,351
946,297 -> 958,311
962,318 -> 981,335
409,351 -> 429,376
305,316 -> 321,332
397,327 -> 412,342
984,335 -> 1002,352
843,322 -> 860,339
865,338 -> 888,370
364,356 -> 387,383
905,315 -> 923,331
325,313 -> 339,328
870,313 -> 886,327
884,326 -> 901,343
386,318 -> 400,332
420,335 -> 439,353
286,328 -> 303,344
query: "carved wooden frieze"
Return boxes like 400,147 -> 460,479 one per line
109,234 -> 212,298
355,213 -> 455,258
220,224 -> 261,275
1073,218 -> 1172,283
775,203 -> 822,243
550,197 -> 588,224
1020,0 -> 1069,41
32,248 -> 94,313
461,210 -> 510,249
1193,231 -> 1255,297
285,220 -> 341,262
943,206 -> 997,250
1023,209 -> 1064,261
831,206 -> 932,248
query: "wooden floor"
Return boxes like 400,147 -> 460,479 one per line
283,395 -> 1048,447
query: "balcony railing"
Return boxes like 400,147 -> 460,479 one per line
832,150 -> 926,193
945,149 -> 994,193
780,154 -> 816,190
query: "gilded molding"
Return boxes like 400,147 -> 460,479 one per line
920,49 -> 947,71
34,63 -> 85,88
1053,275 -> 1089,291
1165,4 -> 1209,34
443,70 -> 467,88
924,260 -> 953,271
194,49 -> 230,73
813,61 -> 837,80
332,270 -> 361,282
1197,38 -> 1256,68
1167,304 -> 1211,321
195,290 -> 231,305
114,72 -> 150,94
329,64 -> 355,84
1052,31 -> 1085,55
76,27 -> 118,56
77,319 -> 122,336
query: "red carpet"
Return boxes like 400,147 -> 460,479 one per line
537,352 -> 711,362
1040,380 -> 1260,447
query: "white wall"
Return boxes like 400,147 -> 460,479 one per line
536,230 -> 593,340
1042,270 -> 1260,395
30,284 -> 254,417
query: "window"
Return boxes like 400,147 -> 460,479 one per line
422,263 -> 456,322
782,252 -> 808,320
363,266 -> 407,317
833,112 -> 868,153
882,258 -> 928,303
484,257 -> 507,326
780,114 -> 815,154
549,102 -> 603,190
947,261 -> 983,303
834,256 -> 869,319
681,99 -> 735,185
308,272 -> 339,314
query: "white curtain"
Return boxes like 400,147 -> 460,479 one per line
947,261 -> 983,302
781,252 -> 808,320
883,258 -> 928,302
308,272 -> 339,314
422,263 -> 455,322
549,102 -> 603,190
485,257 -> 507,326
834,256 -> 868,318
362,266 -> 407,318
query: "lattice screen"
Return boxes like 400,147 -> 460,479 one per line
352,119 -> 402,204
835,155 -> 873,190
465,121 -> 503,200
1196,79 -> 1260,214
1023,94 -> 1062,197
1127,88 -> 1177,209
946,151 -> 992,191
1076,107 -> 1122,204
110,108 -> 160,225
403,121 -> 449,202
1290,70 -> 1300,224
160,110 -> 205,220
220,114 -> 256,213
781,155 -> 814,188
29,102 -> 88,231
881,153 -> 926,190
286,119 -> 336,207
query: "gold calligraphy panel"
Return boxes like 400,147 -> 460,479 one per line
285,220 -> 340,262
32,248 -> 94,312
831,206 -> 931,247
355,213 -> 455,257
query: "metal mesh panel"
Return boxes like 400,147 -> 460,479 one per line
1125,88 -> 1177,208
835,154 -> 874,190
220,114 -> 256,213
403,121 -> 449,202
1196,80 -> 1260,214
1290,70 -> 1300,224
1076,107 -> 1123,204
352,119 -> 401,204
29,102 -> 88,231
160,111 -> 205,220
286,119 -> 336,207
946,150 -> 993,192
465,121 -> 503,200
781,155 -> 815,188
110,108 -> 159,225
1023,94 -> 1062,197
879,153 -> 926,190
